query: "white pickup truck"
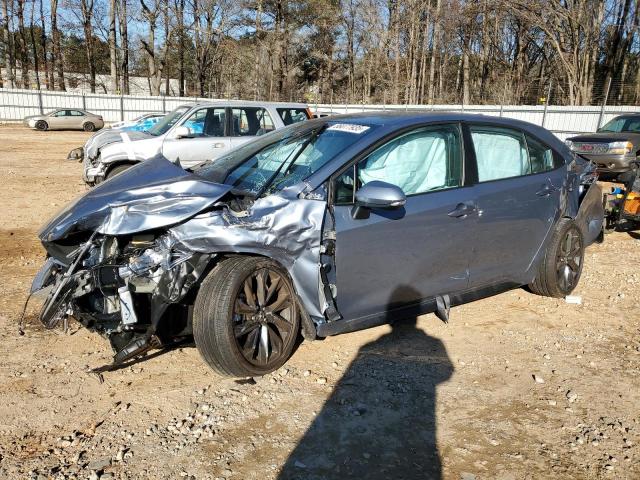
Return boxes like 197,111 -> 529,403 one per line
79,100 -> 311,185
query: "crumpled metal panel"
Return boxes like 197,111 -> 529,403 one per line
84,130 -> 151,161
39,157 -> 232,241
164,190 -> 327,319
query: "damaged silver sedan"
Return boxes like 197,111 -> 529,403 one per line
31,113 -> 604,377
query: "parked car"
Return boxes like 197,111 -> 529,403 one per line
77,101 -> 312,185
24,109 -> 104,132
31,113 -> 604,377
67,113 -> 167,161
109,113 -> 165,131
566,114 -> 640,181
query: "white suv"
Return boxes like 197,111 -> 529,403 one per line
81,101 -> 311,185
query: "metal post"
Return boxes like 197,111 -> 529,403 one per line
597,77 -> 612,130
541,82 -> 552,128
162,95 -> 166,113
120,95 -> 124,121
499,104 -> 504,117
82,93 -> 86,111
37,90 -> 43,114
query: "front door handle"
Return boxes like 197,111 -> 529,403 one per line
448,203 -> 477,218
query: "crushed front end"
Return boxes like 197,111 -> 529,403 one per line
33,231 -> 213,364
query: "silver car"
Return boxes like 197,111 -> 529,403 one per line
24,109 -> 104,132
80,101 -> 311,185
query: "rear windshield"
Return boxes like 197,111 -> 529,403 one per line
147,106 -> 189,136
277,108 -> 310,126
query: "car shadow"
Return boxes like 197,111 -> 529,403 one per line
278,286 -> 454,480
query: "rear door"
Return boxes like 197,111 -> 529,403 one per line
466,124 -> 566,286
228,107 -> 276,150
332,123 -> 475,321
161,106 -> 229,167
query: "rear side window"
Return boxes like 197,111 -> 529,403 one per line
277,108 -> 310,126
334,124 -> 463,204
525,134 -> 556,173
470,126 -> 530,182
231,107 -> 275,136
69,110 -> 85,116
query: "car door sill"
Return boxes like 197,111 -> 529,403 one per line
316,280 -> 520,337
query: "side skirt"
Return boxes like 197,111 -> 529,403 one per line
316,280 -> 520,337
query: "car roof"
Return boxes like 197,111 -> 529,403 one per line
186,100 -> 308,108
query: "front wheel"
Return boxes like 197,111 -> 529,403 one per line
193,257 -> 301,377
529,218 -> 584,298
35,120 -> 48,131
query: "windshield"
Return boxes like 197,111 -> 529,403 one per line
147,106 -> 189,136
195,122 -> 371,196
598,117 -> 640,133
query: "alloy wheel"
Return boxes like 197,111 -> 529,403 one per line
556,228 -> 582,293
232,267 -> 297,368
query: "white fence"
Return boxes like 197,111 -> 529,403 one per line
1,87 -> 638,139
0,88 -> 215,123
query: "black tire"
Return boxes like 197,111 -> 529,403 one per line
105,164 -> 131,181
529,218 -> 584,298
83,122 -> 96,132
35,120 -> 48,131
193,256 -> 301,377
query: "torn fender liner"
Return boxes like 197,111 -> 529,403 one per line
575,182 -> 605,245
39,156 -> 232,242
165,190 -> 328,320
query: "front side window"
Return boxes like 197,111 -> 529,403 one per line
623,118 -> 640,132
335,124 -> 463,204
470,126 -> 530,182
53,110 -> 67,117
182,107 -> 225,137
277,108 -> 310,126
231,107 -> 275,136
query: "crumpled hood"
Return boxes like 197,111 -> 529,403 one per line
85,130 -> 152,160
39,155 -> 232,241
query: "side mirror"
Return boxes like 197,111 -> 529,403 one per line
173,126 -> 192,139
352,181 -> 406,219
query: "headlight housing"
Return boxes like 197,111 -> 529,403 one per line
607,141 -> 633,155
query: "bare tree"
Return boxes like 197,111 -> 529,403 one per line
51,0 -> 65,90
2,0 -> 15,88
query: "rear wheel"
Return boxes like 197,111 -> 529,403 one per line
193,257 -> 300,377
83,122 -> 96,132
529,218 -> 584,298
35,120 -> 48,131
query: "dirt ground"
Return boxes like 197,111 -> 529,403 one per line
0,125 -> 639,480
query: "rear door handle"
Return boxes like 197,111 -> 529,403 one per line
448,203 -> 477,218
212,142 -> 226,148
536,184 -> 552,197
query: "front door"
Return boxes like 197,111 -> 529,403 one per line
466,124 -> 566,286
161,106 -> 229,168
332,123 -> 475,321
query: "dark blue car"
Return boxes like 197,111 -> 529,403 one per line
32,113 -> 604,377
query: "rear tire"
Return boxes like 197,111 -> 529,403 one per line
193,256 -> 300,377
83,122 -> 96,132
105,164 -> 131,181
529,218 -> 584,298
35,120 -> 48,131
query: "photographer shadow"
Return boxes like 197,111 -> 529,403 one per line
279,286 -> 454,480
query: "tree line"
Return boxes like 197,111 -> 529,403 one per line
1,0 -> 639,105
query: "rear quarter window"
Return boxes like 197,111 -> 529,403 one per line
277,108 -> 310,126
